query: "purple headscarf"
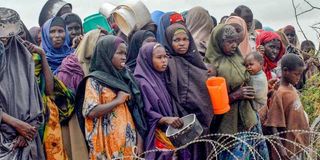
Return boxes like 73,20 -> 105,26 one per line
134,42 -> 176,159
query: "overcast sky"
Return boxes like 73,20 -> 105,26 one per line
1,0 -> 319,46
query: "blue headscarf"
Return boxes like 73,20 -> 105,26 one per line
156,12 -> 173,44
151,10 -> 164,28
41,16 -> 74,73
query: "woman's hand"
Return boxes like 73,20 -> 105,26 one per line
71,35 -> 83,48
13,120 -> 37,141
23,41 -> 45,56
115,91 -> 131,104
257,45 -> 265,55
230,86 -> 255,101
164,117 -> 184,129
268,78 -> 280,90
14,136 -> 28,148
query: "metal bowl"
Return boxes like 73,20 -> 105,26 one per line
165,114 -> 203,148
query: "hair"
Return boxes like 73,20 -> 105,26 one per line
281,54 -> 305,71
234,5 -> 252,17
219,16 -> 229,24
253,19 -> 262,30
301,40 -> 315,49
211,16 -> 217,27
245,51 -> 264,65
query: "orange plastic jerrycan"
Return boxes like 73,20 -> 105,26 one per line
206,77 -> 230,115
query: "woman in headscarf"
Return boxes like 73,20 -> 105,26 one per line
205,24 -> 269,159
186,6 -> 214,56
0,7 -> 45,160
76,35 -> 147,159
157,12 -> 185,45
134,42 -> 190,159
283,25 -> 300,49
29,26 -> 42,46
151,10 -> 165,28
126,30 -> 156,72
256,31 -> 285,80
41,16 -> 74,74
164,23 -> 213,159
225,16 -> 252,57
61,13 -> 83,48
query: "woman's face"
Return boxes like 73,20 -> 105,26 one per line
66,22 -> 82,41
264,40 -> 281,61
49,26 -> 66,49
152,46 -> 168,72
222,38 -> 238,56
171,32 -> 190,55
112,43 -> 127,70
284,30 -> 296,44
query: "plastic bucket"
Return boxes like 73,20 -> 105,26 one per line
99,2 -> 117,18
83,13 -> 112,34
206,77 -> 230,115
113,6 -> 136,36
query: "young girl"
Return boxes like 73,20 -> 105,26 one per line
61,13 -> 83,48
77,35 -> 146,159
164,23 -> 213,159
134,42 -> 187,159
262,54 -> 310,160
244,52 -> 268,111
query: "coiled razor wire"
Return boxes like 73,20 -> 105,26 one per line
96,129 -> 320,160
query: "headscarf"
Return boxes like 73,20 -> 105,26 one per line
256,31 -> 285,80
41,16 -> 74,73
156,12 -> 184,45
225,16 -> 252,57
186,6 -> 214,55
29,26 -> 41,46
126,30 -> 155,71
283,25 -> 300,48
276,30 -> 290,47
76,29 -> 103,75
0,36 -> 45,159
164,23 -> 213,129
151,10 -> 165,27
134,42 -> 176,159
165,23 -> 206,69
205,24 -> 257,134
56,54 -> 84,94
76,35 -> 147,137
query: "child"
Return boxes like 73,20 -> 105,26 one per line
263,54 -> 310,160
244,52 -> 268,111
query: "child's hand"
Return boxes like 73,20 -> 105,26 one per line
268,78 -> 280,90
231,86 -> 255,100
116,91 -> 130,104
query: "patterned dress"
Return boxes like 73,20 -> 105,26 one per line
83,78 -> 137,160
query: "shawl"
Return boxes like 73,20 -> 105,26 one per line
0,36 -> 45,159
164,23 -> 213,129
41,16 -> 74,73
225,16 -> 252,57
126,30 -> 155,71
186,6 -> 214,55
75,29 -> 102,75
134,42 -> 176,159
205,24 -> 257,134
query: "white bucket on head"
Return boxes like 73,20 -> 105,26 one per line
121,0 -> 151,29
99,2 -> 117,18
113,6 -> 136,36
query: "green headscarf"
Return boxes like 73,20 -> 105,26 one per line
205,24 -> 257,134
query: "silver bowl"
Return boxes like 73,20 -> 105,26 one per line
165,114 -> 203,148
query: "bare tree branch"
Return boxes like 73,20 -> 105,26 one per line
291,0 -> 309,40
304,0 -> 320,10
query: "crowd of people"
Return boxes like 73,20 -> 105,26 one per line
0,0 -> 318,159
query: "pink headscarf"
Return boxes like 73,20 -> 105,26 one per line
225,16 -> 252,57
